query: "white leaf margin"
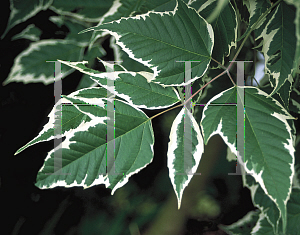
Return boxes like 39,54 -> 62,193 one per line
81,0 -> 214,87
15,89 -> 107,155
38,96 -> 155,194
220,210 -> 260,234
3,40 -> 84,86
2,0 -> 52,38
167,107 -> 204,209
200,86 -> 295,232
58,60 -> 181,110
242,174 -> 280,233
11,23 -> 41,41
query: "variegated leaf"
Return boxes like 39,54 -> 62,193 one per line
2,40 -> 84,85
2,0 -> 52,39
190,0 -> 237,65
200,86 -> 295,233
59,60 -> 181,109
81,0 -> 214,86
254,1 -> 297,97
16,89 -> 155,195
167,107 -> 204,209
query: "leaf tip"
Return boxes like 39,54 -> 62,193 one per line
14,149 -> 21,156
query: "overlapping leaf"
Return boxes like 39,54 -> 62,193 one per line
101,0 -> 144,24
167,107 -> 204,209
49,0 -> 113,22
138,0 -> 178,13
88,0 -> 180,51
220,210 -> 260,235
240,0 -> 271,41
285,0 -> 300,74
222,188 -> 300,235
2,0 -> 52,39
81,0 -> 214,86
200,86 -> 295,233
254,1 -> 297,97
289,87 -> 300,115
109,36 -> 152,73
243,174 -> 280,233
59,60 -> 181,109
190,0 -> 237,65
11,24 -> 42,41
16,88 -> 155,194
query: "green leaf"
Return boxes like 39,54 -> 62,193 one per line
200,86 -> 295,233
167,107 -> 204,209
49,0 -> 113,22
253,188 -> 300,235
2,40 -> 84,85
254,1 -> 297,97
2,0 -> 52,39
11,24 -> 42,41
77,45 -> 106,90
59,60 -> 181,109
34,95 -> 154,194
83,0 -> 214,86
191,0 -> 237,66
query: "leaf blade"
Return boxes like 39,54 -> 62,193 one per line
86,0 -> 214,86
167,107 -> 204,208
35,96 -> 154,194
200,86 -> 295,233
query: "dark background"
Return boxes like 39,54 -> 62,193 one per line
0,1 -> 257,234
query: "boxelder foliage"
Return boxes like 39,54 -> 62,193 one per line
3,0 -> 300,234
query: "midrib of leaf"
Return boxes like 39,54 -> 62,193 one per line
54,117 -> 152,171
62,111 -> 88,128
121,30 -> 210,58
101,5 -> 212,58
244,91 -> 284,193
